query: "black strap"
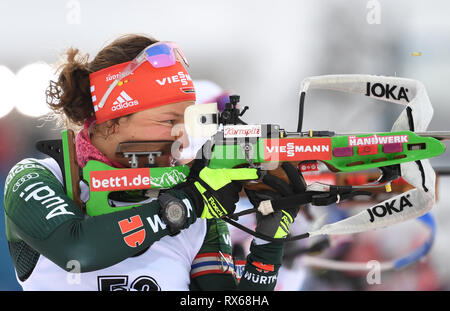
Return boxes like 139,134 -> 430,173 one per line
406,106 -> 429,192
222,216 -> 310,243
271,189 -> 372,212
297,91 -> 306,132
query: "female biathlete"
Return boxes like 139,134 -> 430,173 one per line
3,34 -> 302,291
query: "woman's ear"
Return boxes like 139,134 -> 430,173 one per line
93,119 -> 120,140
108,119 -> 120,136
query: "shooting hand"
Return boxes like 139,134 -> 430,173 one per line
177,159 -> 259,219
245,163 -> 306,241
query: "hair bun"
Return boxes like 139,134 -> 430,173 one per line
46,47 -> 93,126
46,34 -> 157,127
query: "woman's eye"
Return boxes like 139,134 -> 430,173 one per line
160,120 -> 174,125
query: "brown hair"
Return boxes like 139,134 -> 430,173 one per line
46,34 -> 158,127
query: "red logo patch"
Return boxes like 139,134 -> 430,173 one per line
252,261 -> 274,273
90,168 -> 151,192
299,161 -> 319,173
118,215 -> 146,248
264,138 -> 332,161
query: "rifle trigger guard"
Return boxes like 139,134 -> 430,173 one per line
240,142 -> 256,167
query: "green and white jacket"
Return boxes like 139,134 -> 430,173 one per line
3,157 -> 283,291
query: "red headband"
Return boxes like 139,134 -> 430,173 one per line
89,60 -> 196,124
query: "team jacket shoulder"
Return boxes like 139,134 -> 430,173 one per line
3,158 -> 81,239
4,158 -> 60,198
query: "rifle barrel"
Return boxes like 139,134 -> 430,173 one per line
284,131 -> 450,141
414,131 -> 450,141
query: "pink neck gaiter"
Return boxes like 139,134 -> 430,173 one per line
75,122 -> 126,169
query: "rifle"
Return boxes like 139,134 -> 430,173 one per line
37,75 -> 448,245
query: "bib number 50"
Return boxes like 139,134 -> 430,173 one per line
97,275 -> 160,291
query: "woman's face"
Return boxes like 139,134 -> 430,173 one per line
100,101 -> 194,167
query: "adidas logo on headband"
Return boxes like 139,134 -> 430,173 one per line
92,88 -> 139,112
111,91 -> 139,112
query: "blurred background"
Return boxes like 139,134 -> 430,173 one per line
0,0 -> 449,291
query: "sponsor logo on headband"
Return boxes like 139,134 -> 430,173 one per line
180,87 -> 195,94
106,71 -> 134,82
156,72 -> 192,86
111,91 -> 139,112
